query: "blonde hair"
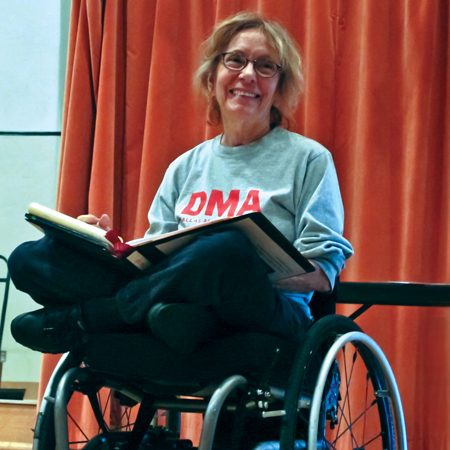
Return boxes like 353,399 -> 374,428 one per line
194,12 -> 304,128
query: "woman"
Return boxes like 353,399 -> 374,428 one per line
9,12 -> 353,355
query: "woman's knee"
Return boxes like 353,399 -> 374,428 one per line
8,241 -> 37,288
8,238 -> 64,294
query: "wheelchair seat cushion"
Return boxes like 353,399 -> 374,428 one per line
83,331 -> 298,394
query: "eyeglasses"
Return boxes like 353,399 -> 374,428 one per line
221,52 -> 282,78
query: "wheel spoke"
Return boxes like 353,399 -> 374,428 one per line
331,397 -> 378,444
67,409 -> 91,443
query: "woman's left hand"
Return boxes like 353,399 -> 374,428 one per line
273,261 -> 331,293
77,213 -> 112,231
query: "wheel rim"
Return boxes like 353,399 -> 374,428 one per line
315,345 -> 395,449
309,332 -> 404,450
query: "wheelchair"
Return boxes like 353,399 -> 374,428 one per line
30,282 -> 408,450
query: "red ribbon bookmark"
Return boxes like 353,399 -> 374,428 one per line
105,229 -> 134,258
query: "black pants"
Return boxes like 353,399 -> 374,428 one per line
8,230 -> 311,341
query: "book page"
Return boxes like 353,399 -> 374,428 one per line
27,203 -> 112,249
126,215 -> 234,247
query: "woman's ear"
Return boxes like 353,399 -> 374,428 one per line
207,73 -> 215,93
272,90 -> 282,109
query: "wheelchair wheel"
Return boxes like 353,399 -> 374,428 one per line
33,362 -> 152,449
281,315 -> 406,450
32,353 -> 81,450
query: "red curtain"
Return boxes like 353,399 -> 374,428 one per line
39,0 -> 450,447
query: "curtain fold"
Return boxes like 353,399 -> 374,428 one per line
39,0 -> 450,447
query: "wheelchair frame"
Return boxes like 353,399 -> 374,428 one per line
31,281 -> 450,450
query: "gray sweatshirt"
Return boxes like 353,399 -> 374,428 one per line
146,127 -> 353,303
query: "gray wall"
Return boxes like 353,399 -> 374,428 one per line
0,1 -> 70,383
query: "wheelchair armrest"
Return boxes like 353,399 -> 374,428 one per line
337,281 -> 450,307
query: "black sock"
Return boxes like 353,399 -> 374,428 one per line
80,297 -> 128,332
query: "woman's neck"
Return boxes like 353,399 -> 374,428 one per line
221,120 -> 271,147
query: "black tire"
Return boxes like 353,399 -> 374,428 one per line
280,315 -> 399,449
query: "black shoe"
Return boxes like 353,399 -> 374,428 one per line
146,303 -> 222,355
10,306 -> 87,354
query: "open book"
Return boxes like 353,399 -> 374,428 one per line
25,202 -> 315,281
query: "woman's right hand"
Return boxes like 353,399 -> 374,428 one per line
77,213 -> 112,231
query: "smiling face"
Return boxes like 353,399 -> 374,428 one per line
212,29 -> 281,139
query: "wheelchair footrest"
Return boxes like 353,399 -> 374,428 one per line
252,441 -> 307,450
83,428 -> 194,449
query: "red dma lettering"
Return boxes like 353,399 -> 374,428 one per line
181,189 -> 261,217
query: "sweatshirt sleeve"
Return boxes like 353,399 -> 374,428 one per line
294,150 -> 353,288
144,164 -> 180,237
